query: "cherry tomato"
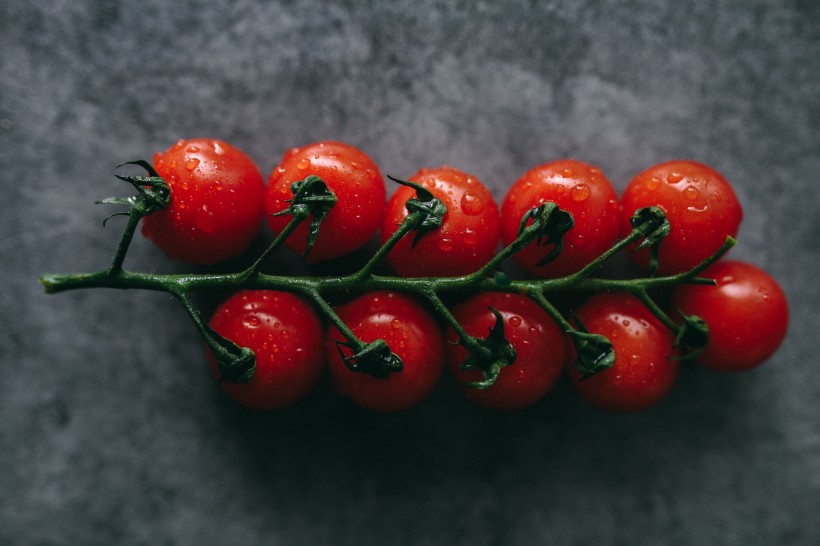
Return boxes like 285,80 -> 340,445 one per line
566,292 -> 679,412
265,141 -> 386,262
208,290 -> 325,410
381,166 -> 500,277
445,292 -> 565,409
141,138 -> 265,264
620,160 -> 743,275
671,260 -> 788,372
326,291 -> 444,412
501,159 -> 620,278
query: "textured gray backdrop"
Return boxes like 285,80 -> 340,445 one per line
2,1 -> 819,545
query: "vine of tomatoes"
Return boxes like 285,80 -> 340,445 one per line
45,138 -> 789,414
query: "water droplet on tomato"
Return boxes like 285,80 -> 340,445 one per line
248,316 -> 260,327
622,319 -> 630,326
683,185 -> 700,200
196,205 -> 217,234
272,344 -> 279,353
571,184 -> 590,201
528,326 -> 539,337
461,192 -> 485,215
214,180 -> 223,191
509,316 -> 522,327
181,181 -> 189,190
296,158 -> 311,170
186,145 -> 200,153
668,171 -> 684,183
391,318 -> 402,329
646,177 -> 661,190
464,228 -> 478,244
185,158 -> 200,171
438,238 -> 454,252
562,168 -> 574,177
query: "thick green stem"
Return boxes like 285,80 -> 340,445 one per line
107,209 -> 143,275
351,211 -> 423,281
240,208 -> 309,281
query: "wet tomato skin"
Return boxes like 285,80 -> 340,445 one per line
142,138 -> 265,265
501,159 -> 620,278
445,292 -> 566,410
671,260 -> 788,372
381,166 -> 500,277
620,160 -> 743,275
326,291 -> 445,412
208,290 -> 325,410
265,141 -> 386,262
566,292 -> 679,413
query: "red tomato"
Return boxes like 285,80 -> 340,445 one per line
142,138 -> 265,264
208,290 -> 325,410
501,159 -> 620,278
265,141 -> 386,262
445,292 -> 565,409
566,292 -> 679,412
620,160 -> 743,275
326,291 -> 444,412
381,166 -> 500,277
671,260 -> 788,372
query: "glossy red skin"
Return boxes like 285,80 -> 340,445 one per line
326,291 -> 444,412
142,138 -> 265,265
445,292 -> 565,409
671,260 -> 788,372
208,290 -> 325,410
381,166 -> 500,277
265,141 -> 386,262
566,292 -> 679,413
620,160 -> 743,275
501,159 -> 620,278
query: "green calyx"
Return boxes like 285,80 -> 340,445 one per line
271,175 -> 338,258
335,338 -> 404,379
388,176 -> 448,246
458,307 -> 517,389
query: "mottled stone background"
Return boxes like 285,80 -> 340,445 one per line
2,1 -> 819,544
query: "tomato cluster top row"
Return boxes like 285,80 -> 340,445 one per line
141,138 -> 744,277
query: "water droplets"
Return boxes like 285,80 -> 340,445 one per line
391,318 -> 402,329
214,180 -> 224,191
646,177 -> 661,191
438,238 -> 453,252
461,192 -> 486,215
185,158 -> 200,171
247,316 -> 260,328
571,183 -> 591,201
186,145 -> 200,153
463,228 -> 478,245
667,171 -> 684,183
528,326 -> 539,338
196,205 -> 218,234
296,158 -> 311,170
683,185 -> 700,200
509,316 -> 522,327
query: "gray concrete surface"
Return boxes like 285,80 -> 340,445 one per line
2,1 -> 819,544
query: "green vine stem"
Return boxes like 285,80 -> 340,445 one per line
40,163 -> 736,386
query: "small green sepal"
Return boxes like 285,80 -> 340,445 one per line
335,338 -> 403,379
567,312 -> 615,379
100,160 -> 171,218
517,203 -> 575,266
460,307 -> 517,389
272,175 -> 338,258
672,309 -> 710,361
388,175 -> 447,247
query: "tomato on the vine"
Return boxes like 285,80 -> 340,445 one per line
566,292 -> 679,412
620,160 -> 743,275
671,260 -> 788,372
142,138 -> 265,265
326,291 -> 444,412
208,290 -> 325,410
265,141 -> 385,262
381,166 -> 500,277
501,159 -> 620,278
445,292 -> 565,409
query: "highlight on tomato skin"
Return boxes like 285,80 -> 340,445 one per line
620,160 -> 743,275
566,292 -> 680,413
671,260 -> 789,372
141,138 -> 266,265
207,290 -> 326,410
381,166 -> 501,277
325,291 -> 445,413
501,158 -> 620,278
445,292 -> 566,410
265,141 -> 386,263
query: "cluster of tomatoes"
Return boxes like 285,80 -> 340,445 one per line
140,138 -> 789,413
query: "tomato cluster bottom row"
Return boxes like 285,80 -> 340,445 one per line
207,259 -> 788,413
